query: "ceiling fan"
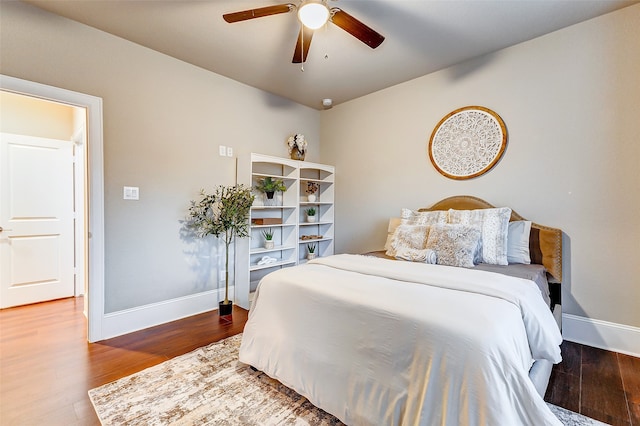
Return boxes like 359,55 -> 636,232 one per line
223,1 -> 385,63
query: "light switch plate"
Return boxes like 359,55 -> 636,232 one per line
123,186 -> 139,200
219,145 -> 227,156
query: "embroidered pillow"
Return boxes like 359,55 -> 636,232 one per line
426,223 -> 481,268
383,217 -> 403,251
448,207 -> 511,265
385,224 -> 430,257
400,208 -> 448,226
507,220 -> 532,264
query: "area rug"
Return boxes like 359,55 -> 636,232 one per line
89,334 -> 607,426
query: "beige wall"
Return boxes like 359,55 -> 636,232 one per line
2,0 -> 638,332
321,5 -> 640,328
0,91 -> 75,140
0,1 -> 320,313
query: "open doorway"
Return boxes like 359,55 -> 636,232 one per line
1,92 -> 86,309
0,74 -> 105,342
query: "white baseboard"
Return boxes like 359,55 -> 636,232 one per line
101,286 -> 234,341
562,313 -> 640,357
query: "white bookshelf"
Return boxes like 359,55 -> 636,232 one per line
235,153 -> 334,309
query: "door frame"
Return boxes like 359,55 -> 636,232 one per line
1,74 -> 105,342
71,123 -> 86,299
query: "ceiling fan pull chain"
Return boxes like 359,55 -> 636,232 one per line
323,20 -> 329,60
301,26 -> 305,71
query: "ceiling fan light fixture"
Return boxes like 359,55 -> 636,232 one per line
298,1 -> 330,30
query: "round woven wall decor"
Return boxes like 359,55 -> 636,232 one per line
428,106 -> 507,180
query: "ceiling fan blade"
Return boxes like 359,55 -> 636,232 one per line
223,4 -> 294,23
292,26 -> 314,63
330,8 -> 385,49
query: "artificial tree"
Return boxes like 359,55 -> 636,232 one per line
187,185 -> 254,316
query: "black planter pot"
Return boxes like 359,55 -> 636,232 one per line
219,300 -> 233,316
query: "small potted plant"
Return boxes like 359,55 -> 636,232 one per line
305,181 -> 319,202
305,207 -> 317,223
307,243 -> 317,260
255,176 -> 287,206
262,228 -> 274,249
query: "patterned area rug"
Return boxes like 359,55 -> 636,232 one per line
89,334 -> 608,426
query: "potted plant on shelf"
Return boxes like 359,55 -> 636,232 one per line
262,228 -> 275,249
255,176 -> 287,206
305,207 -> 317,222
307,243 -> 317,260
187,185 -> 254,317
305,181 -> 319,202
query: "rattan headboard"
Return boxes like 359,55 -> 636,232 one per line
419,195 -> 563,283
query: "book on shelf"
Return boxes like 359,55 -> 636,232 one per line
251,218 -> 283,225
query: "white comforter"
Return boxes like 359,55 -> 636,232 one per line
239,254 -> 563,425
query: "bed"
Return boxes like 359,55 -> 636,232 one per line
239,196 -> 564,425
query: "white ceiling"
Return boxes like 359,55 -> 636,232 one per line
24,0 -> 638,110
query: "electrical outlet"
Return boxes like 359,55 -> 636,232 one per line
219,145 -> 227,156
219,270 -> 226,281
226,146 -> 233,157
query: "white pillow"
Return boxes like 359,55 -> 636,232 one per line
448,207 -> 512,265
426,223 -> 481,268
400,208 -> 448,226
384,209 -> 446,252
385,224 -> 430,257
507,220 -> 532,264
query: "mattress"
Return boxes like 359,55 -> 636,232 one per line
366,251 -> 552,308
474,263 -> 550,307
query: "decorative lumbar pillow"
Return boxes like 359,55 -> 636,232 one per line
507,220 -> 532,264
400,208 -> 448,226
426,223 -> 481,268
447,207 -> 511,265
395,248 -> 437,264
386,224 -> 430,257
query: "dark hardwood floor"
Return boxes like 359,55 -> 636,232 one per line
545,339 -> 640,426
1,297 -> 638,425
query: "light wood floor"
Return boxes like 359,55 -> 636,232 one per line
0,297 -> 247,425
0,297 -> 638,425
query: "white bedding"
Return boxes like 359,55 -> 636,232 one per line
239,254 -> 563,425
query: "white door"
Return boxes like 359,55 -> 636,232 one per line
0,133 -> 75,308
